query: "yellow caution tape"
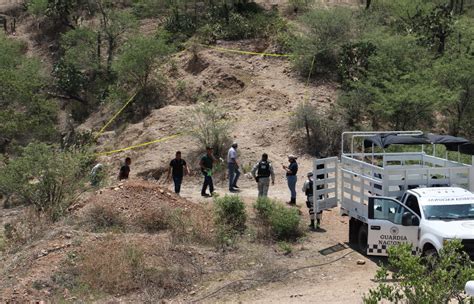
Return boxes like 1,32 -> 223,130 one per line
96,133 -> 182,156
94,92 -> 138,140
201,44 -> 291,57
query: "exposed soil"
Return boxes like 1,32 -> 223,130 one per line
0,0 -> 381,302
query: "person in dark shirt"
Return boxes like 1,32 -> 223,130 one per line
199,147 -> 216,197
166,151 -> 189,195
118,157 -> 131,180
283,154 -> 298,205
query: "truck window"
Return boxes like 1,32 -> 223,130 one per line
405,195 -> 421,217
372,198 -> 413,225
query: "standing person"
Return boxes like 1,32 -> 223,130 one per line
166,151 -> 190,195
302,172 -> 322,231
200,147 -> 217,197
118,157 -> 131,181
90,163 -> 104,186
283,155 -> 298,205
251,153 -> 275,197
227,142 -> 240,192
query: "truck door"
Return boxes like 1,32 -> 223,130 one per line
313,157 -> 338,215
367,197 -> 420,256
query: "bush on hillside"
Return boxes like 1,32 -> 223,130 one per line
254,197 -> 302,241
268,203 -> 302,241
214,195 -> 247,233
0,143 -> 92,221
254,196 -> 275,222
191,102 -> 232,157
85,204 -> 125,232
364,240 -> 474,303
291,7 -> 355,76
290,102 -> 346,156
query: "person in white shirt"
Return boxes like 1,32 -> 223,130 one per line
251,153 -> 275,197
227,142 -> 240,192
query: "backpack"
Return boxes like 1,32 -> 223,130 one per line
257,161 -> 271,177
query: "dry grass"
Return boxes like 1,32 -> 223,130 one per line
3,207 -> 51,251
78,239 -> 199,297
84,203 -> 125,232
136,206 -> 172,232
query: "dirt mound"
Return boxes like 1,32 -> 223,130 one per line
80,180 -> 200,214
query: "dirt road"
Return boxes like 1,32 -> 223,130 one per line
162,159 -> 380,304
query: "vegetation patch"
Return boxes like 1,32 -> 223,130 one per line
254,197 -> 302,241
364,240 -> 474,303
84,204 -> 125,232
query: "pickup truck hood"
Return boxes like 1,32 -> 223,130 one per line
422,220 -> 474,239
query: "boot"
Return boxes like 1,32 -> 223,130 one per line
316,219 -> 321,229
286,198 -> 296,206
309,219 -> 316,231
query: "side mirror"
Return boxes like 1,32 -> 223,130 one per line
465,281 -> 474,296
402,212 -> 413,226
411,215 -> 420,226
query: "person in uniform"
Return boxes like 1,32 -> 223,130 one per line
251,153 -> 275,197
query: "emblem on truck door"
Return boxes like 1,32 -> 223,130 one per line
390,226 -> 399,235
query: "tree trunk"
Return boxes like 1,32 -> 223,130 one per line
366,0 -> 372,10
304,115 -> 311,149
97,31 -> 102,69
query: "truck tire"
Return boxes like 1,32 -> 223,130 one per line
423,248 -> 438,258
357,225 -> 368,254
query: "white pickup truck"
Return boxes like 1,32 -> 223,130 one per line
313,131 -> 474,257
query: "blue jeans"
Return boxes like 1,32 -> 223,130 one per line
228,163 -> 240,190
173,176 -> 183,194
287,175 -> 297,199
202,174 -> 214,195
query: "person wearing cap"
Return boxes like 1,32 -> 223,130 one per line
283,154 -> 298,205
227,142 -> 240,192
302,171 -> 322,230
251,153 -> 275,197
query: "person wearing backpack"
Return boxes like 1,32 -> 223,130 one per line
251,153 -> 275,197
302,171 -> 322,231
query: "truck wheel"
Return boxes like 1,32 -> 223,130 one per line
423,248 -> 438,258
357,225 -> 368,254
349,218 -> 358,244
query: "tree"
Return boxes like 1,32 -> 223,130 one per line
0,143 -> 92,221
112,33 -> 174,120
290,7 -> 355,75
364,241 -> 474,303
114,34 -> 174,90
28,0 -> 95,29
0,33 -> 57,146
434,54 -> 474,137
96,1 -> 137,77
343,34 -> 442,130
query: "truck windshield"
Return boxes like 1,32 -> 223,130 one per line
423,204 -> 474,220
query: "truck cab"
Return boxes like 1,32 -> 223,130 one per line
366,187 -> 474,257
313,131 -> 474,257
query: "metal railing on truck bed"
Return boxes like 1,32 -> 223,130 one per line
338,131 -> 474,222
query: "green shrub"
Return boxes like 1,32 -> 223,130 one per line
214,195 -> 247,233
290,7 -> 354,76
268,203 -> 301,241
278,241 -> 293,255
364,240 -> 474,303
0,143 -> 92,221
254,197 -> 275,222
191,102 -> 232,157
